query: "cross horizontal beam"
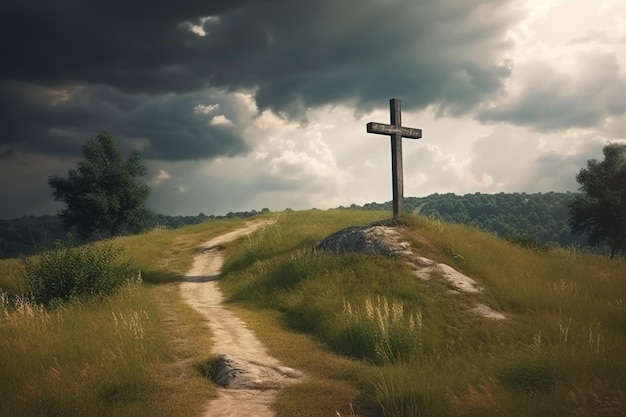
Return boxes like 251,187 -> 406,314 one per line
366,122 -> 422,139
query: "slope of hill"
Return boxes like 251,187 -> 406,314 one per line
1,210 -> 625,417
219,211 -> 625,417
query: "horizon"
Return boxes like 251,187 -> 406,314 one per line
1,0 -> 625,219
1,189 -> 582,222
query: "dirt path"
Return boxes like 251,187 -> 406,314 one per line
180,221 -> 302,417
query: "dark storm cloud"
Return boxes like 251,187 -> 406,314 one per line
203,0 -> 516,117
1,0 -> 516,159
0,82 -> 249,160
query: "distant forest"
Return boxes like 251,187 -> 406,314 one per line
1,192 -> 592,259
0,208 -> 270,259
339,191 -> 589,249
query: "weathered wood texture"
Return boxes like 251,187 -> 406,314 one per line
366,98 -> 422,217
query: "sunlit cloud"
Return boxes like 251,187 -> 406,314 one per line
151,169 -> 171,185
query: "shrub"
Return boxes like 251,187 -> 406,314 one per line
22,238 -> 136,307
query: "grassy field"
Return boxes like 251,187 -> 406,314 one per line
1,209 -> 625,417
0,218 -> 248,417
219,210 -> 626,417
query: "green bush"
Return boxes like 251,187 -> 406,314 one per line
22,238 -> 136,306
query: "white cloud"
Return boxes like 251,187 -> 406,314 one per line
151,169 -> 171,185
194,104 -> 219,114
477,0 -> 626,133
50,89 -> 71,106
403,143 -> 502,196
210,115 -> 233,126
181,16 -> 220,37
234,91 -> 259,113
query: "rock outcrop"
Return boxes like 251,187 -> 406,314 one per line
315,219 -> 412,258
315,220 -> 507,320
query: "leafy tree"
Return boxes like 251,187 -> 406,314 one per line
49,133 -> 152,239
569,143 -> 626,259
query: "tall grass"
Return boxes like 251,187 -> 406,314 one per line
340,296 -> 423,364
0,217 -> 254,417
0,281 -> 164,417
3,210 -> 624,417
219,210 -> 626,417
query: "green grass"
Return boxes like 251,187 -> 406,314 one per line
22,238 -> 137,306
1,209 -> 625,417
218,210 -> 626,417
0,282 -> 163,416
0,217 -> 253,417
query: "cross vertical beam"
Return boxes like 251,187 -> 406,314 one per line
366,98 -> 422,217
390,99 -> 403,217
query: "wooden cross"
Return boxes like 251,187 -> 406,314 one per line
366,98 -> 422,217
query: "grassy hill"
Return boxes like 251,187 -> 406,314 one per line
1,210 -> 624,417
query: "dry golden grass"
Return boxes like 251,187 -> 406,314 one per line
219,210 -> 626,417
2,210 -> 625,417
0,217 -> 256,417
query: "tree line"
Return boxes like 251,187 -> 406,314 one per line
344,192 -> 588,248
0,209 -> 270,260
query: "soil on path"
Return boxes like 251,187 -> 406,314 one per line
180,221 -> 302,417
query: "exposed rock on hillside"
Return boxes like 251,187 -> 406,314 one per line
315,219 -> 413,258
315,220 -> 507,320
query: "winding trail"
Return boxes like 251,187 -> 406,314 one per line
179,221 -> 302,417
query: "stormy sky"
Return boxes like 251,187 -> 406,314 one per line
1,0 -> 625,218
